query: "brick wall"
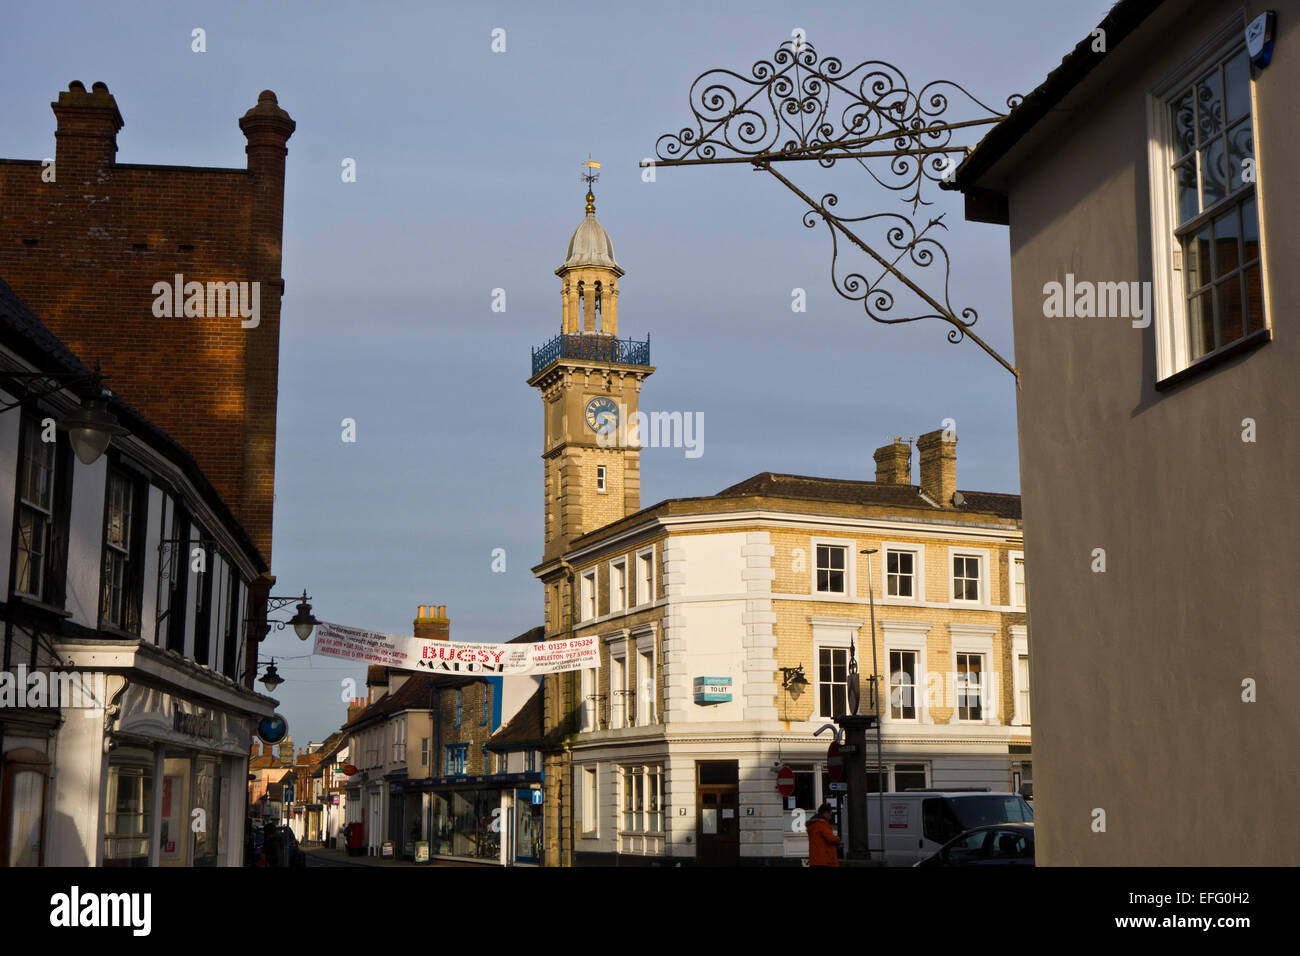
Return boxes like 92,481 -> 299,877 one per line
0,82 -> 294,562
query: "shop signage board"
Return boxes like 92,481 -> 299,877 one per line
692,676 -> 732,704
313,621 -> 599,676
114,684 -> 251,756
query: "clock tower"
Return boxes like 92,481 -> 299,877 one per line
528,167 -> 654,578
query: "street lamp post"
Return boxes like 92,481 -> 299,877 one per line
862,548 -> 887,856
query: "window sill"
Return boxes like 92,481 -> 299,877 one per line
1156,328 -> 1270,391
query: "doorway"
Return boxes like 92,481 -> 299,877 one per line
695,761 -> 739,866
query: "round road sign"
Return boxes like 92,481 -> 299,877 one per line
777,764 -> 795,797
827,741 -> 844,782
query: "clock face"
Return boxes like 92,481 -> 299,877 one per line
585,397 -> 619,436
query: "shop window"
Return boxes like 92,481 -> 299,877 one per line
103,752 -> 153,866
192,758 -> 223,866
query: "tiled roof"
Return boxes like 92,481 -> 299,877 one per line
342,672 -> 480,731
716,472 -> 1022,520
486,687 -> 543,750
507,625 -> 544,645
0,274 -> 266,572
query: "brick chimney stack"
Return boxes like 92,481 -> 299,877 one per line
414,604 -> 450,641
52,80 -> 123,173
346,697 -> 366,723
916,429 -> 958,506
237,91 -> 296,564
873,439 -> 912,485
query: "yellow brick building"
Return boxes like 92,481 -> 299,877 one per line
531,184 -> 1029,866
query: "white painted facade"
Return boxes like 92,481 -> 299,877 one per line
0,347 -> 276,868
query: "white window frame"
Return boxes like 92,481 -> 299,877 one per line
1146,12 -> 1269,382
391,717 -> 405,764
635,629 -> 657,726
882,541 -> 924,602
810,619 -> 863,721
881,621 -> 932,724
619,764 -> 663,834
948,546 -> 990,606
609,557 -> 628,613
1010,625 -> 1030,727
608,639 -> 629,729
1010,550 -> 1026,609
810,536 -> 854,597
948,625 -> 997,724
596,464 -> 607,493
579,666 -> 597,732
581,765 -> 598,837
635,546 -> 655,607
580,568 -> 597,622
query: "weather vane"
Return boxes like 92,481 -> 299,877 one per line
581,155 -> 600,213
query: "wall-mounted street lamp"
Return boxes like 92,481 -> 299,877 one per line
779,664 -> 810,691
267,591 -> 319,642
0,360 -> 129,464
260,659 -> 284,693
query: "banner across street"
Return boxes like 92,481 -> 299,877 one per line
312,620 -> 600,676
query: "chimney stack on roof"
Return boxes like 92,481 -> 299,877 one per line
52,80 -> 124,172
916,428 -> 958,506
414,603 -> 450,641
873,438 -> 912,485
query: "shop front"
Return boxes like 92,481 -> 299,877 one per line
100,683 -> 256,867
46,662 -> 273,867
396,771 -> 542,865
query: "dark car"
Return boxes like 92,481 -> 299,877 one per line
914,822 -> 1035,867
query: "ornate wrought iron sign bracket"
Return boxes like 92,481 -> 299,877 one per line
647,39 -> 1022,381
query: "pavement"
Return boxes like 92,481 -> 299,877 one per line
303,845 -> 492,867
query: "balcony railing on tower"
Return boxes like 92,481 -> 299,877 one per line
531,333 -> 650,377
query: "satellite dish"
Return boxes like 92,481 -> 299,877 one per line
951,491 -> 966,507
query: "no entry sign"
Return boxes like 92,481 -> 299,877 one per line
777,765 -> 795,797
827,741 -> 843,781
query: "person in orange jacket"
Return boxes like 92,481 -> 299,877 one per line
807,802 -> 841,866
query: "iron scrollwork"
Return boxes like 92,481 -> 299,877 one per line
649,39 -> 1022,379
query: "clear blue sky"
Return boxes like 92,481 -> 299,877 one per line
1,0 -> 1112,745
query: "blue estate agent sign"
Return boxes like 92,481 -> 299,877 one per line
693,676 -> 733,704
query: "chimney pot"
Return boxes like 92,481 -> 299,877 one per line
69,80 -> 86,92
91,81 -> 109,93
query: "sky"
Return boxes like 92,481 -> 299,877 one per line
1,0 -> 1113,745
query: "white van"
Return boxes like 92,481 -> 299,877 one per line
863,792 -> 1034,866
